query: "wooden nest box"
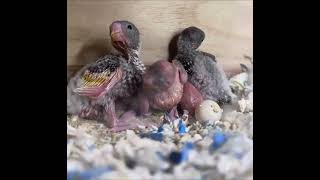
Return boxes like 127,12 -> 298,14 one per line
67,0 -> 253,78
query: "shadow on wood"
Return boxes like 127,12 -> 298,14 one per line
75,38 -> 113,65
67,38 -> 114,82
167,31 -> 181,62
68,0 -> 253,72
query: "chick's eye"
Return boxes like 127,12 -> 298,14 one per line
127,25 -> 132,30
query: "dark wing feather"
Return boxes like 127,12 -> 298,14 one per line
199,51 -> 216,62
74,56 -> 122,99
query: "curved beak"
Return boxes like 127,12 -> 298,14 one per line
110,22 -> 127,54
110,31 -> 121,38
110,22 -> 124,42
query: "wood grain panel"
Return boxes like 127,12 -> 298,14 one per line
67,0 -> 253,72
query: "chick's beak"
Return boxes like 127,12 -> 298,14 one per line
110,22 -> 124,42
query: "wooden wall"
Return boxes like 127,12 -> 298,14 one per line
67,0 -> 253,73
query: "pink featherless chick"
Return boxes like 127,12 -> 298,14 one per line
138,59 -> 188,121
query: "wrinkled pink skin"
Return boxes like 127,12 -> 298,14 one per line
76,89 -> 138,133
78,102 -> 138,132
105,101 -> 140,132
138,60 -> 187,121
179,82 -> 203,116
138,93 -> 180,122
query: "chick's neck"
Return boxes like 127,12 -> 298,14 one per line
126,48 -> 146,74
176,47 -> 197,75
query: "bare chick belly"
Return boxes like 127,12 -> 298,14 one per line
150,83 -> 183,111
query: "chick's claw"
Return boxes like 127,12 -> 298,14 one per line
108,110 -> 141,132
79,107 -> 99,119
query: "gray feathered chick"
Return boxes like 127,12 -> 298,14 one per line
67,20 -> 146,132
175,26 -> 233,105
